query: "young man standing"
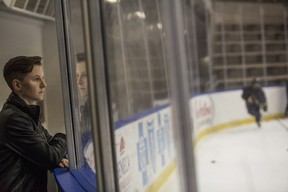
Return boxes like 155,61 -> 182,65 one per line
0,56 -> 68,192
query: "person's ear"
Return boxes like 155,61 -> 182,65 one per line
12,79 -> 22,92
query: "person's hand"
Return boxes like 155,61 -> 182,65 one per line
247,96 -> 253,104
58,158 -> 69,168
84,142 -> 96,173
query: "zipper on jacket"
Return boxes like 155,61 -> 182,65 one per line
11,173 -> 27,192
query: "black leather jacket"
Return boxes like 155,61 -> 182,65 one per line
0,93 -> 67,192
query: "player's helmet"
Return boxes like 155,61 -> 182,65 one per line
252,77 -> 262,88
252,77 -> 261,84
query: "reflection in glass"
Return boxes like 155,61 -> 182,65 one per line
61,0 -> 97,188
76,53 -> 95,173
104,0 -> 169,121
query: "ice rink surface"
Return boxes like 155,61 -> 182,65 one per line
195,118 -> 288,192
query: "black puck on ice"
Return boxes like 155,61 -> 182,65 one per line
211,160 -> 216,163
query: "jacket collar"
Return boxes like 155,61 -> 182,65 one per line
6,92 -> 41,124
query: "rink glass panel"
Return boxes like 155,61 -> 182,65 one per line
101,0 -> 185,191
102,1 -> 288,191
55,0 -> 97,188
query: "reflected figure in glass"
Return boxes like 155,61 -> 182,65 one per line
76,53 -> 95,173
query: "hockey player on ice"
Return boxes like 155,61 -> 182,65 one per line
242,77 -> 268,127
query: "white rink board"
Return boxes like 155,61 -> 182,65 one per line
114,107 -> 178,191
191,86 -> 286,137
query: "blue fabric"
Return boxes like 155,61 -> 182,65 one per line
54,166 -> 97,192
54,168 -> 86,192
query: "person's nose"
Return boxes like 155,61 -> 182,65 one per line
77,76 -> 84,85
41,79 -> 47,88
